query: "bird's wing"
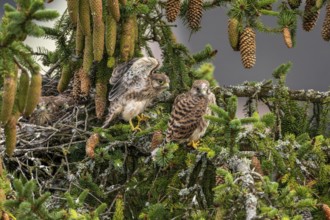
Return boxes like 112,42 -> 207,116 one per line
166,93 -> 208,141
108,59 -> 151,102
109,58 -> 139,85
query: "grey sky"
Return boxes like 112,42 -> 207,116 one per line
1,1 -> 329,91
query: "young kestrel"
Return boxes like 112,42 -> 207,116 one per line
102,57 -> 170,130
166,80 -> 216,148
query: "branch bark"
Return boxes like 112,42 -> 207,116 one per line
214,83 -> 330,103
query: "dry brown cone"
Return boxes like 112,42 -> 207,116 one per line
80,68 -> 91,97
95,82 -> 107,119
67,0 -> 78,26
187,0 -> 203,31
86,133 -> 100,158
166,0 -> 181,22
283,27 -> 293,48
288,0 -> 302,9
321,2 -> 330,41
72,69 -> 82,100
75,21 -> 84,56
23,73 -> 42,117
228,18 -> 240,51
251,156 -> 264,175
79,0 -> 91,36
239,27 -> 256,69
0,75 -> 17,124
303,0 -> 320,32
108,0 -> 120,22
322,204 -> 330,220
151,131 -> 163,150
4,114 -> 18,157
120,15 -> 135,62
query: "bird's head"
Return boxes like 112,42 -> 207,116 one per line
150,73 -> 170,91
191,80 -> 211,97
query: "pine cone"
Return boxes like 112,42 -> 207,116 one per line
95,82 -> 107,119
166,0 -> 181,22
151,131 -> 163,150
108,0 -> 120,22
283,27 -> 293,48
23,73 -> 42,117
86,133 -> 100,158
80,69 -> 91,97
90,0 -> 104,62
1,75 -> 17,124
83,35 -> 93,74
187,0 -> 203,31
288,0 -> 301,9
322,204 -> 330,220
106,13 -> 117,57
67,0 -> 78,26
251,156 -> 264,175
228,18 -> 240,51
120,16 -> 135,62
78,0 -> 91,36
17,70 -> 30,113
72,70 -> 82,100
57,63 -> 73,93
303,0 -> 320,32
4,115 -> 17,157
75,21 -> 84,56
239,27 -> 256,69
321,2 -> 330,41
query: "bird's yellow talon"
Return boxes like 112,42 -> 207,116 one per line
137,114 -> 150,122
129,119 -> 141,132
188,140 -> 200,149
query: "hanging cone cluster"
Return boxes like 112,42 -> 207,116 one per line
228,18 -> 240,51
239,27 -> 256,69
166,0 -> 181,22
321,2 -> 330,41
283,27 -> 293,48
86,133 -> 100,158
303,0 -> 320,32
187,0 -> 203,31
288,0 -> 302,9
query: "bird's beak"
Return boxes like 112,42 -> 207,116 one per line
163,82 -> 170,89
201,89 -> 207,96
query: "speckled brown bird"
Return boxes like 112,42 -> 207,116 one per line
166,80 -> 216,148
102,57 -> 170,130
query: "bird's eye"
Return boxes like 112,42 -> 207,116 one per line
158,80 -> 164,84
